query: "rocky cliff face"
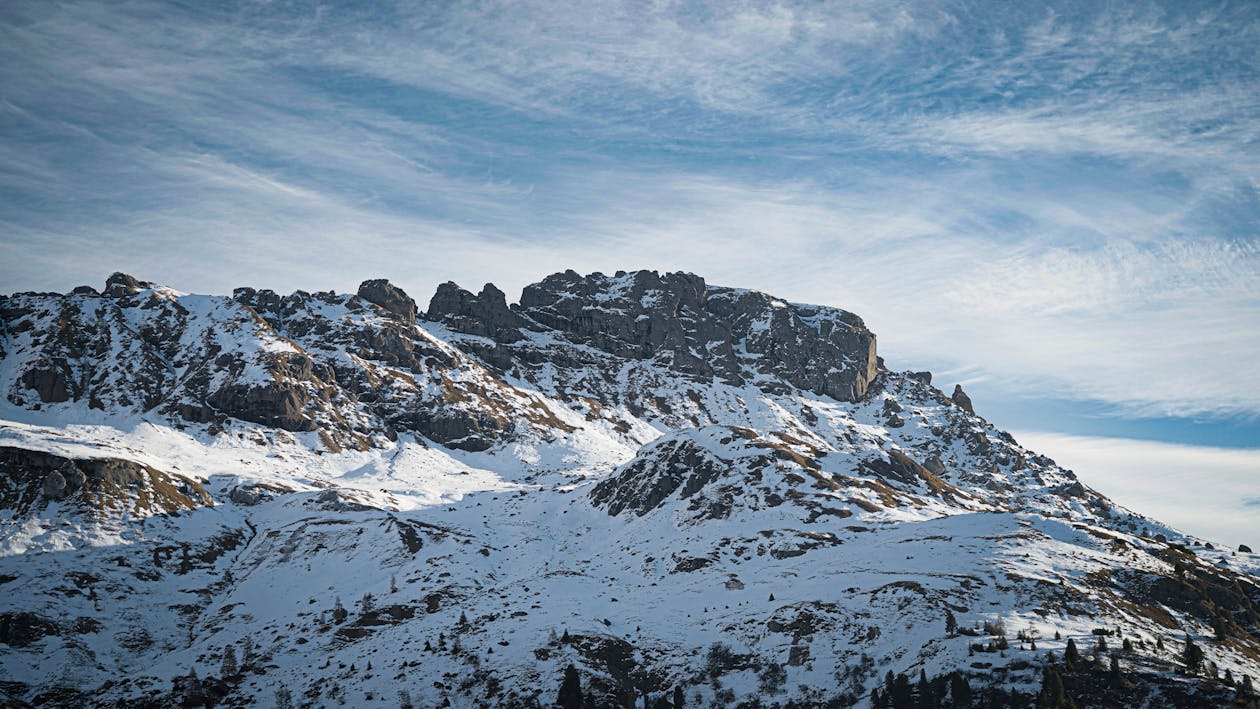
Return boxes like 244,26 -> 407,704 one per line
429,269 -> 879,404
1,270 -> 1257,709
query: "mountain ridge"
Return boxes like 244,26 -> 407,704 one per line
0,270 -> 1257,708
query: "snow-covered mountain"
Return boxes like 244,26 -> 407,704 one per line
1,270 -> 1257,708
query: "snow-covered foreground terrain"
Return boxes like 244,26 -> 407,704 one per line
1,271 -> 1257,707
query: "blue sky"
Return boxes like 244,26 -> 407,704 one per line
2,0 -> 1258,453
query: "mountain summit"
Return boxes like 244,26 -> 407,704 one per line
1,270 -> 1257,707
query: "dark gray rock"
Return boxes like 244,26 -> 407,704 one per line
951,384 -> 974,414
104,272 -> 150,298
908,371 -> 932,385
427,281 -> 526,343
437,269 -> 880,402
229,485 -> 273,506
207,379 -> 315,432
357,279 -> 417,327
20,359 -> 70,403
0,612 -> 61,648
70,285 -> 99,296
591,436 -> 735,517
0,446 -> 211,515
1240,544 -> 1253,553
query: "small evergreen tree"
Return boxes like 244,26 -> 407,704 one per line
1183,635 -> 1204,675
945,609 -> 958,637
220,644 -> 237,678
890,672 -> 913,709
359,592 -> 375,615
275,686 -> 293,709
916,668 -> 935,709
1064,639 -> 1080,671
673,684 -> 684,708
1213,615 -> 1229,640
1037,667 -> 1067,709
398,689 -> 414,709
558,664 -> 583,709
1108,655 -> 1121,687
1242,674 -> 1254,695
949,672 -> 971,706
390,574 -> 398,594
1122,637 -> 1133,653
332,596 -> 348,624
183,668 -> 202,706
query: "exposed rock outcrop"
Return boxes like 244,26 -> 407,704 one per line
0,446 -> 211,517
951,384 -> 974,414
103,272 -> 150,298
357,279 -> 418,327
433,269 -> 879,402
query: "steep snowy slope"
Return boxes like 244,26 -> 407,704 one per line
0,271 -> 1257,708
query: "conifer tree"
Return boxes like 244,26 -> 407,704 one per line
1037,667 -> 1069,709
673,684 -> 684,708
1182,635 -> 1204,675
220,644 -> 237,678
1064,639 -> 1080,671
558,664 -> 583,709
949,672 -> 971,706
240,636 -> 254,669
945,609 -> 957,636
890,673 -> 913,709
916,669 -> 935,709
1213,615 -> 1229,640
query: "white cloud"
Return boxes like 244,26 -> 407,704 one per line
1,0 -> 1259,421
1013,431 -> 1260,547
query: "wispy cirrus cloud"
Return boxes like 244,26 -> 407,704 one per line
1,0 -> 1258,427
